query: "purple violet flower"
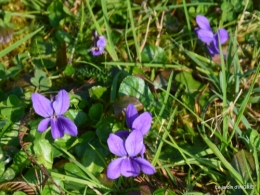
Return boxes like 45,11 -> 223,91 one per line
114,104 -> 152,159
125,104 -> 152,136
31,89 -> 78,139
107,130 -> 156,179
195,15 -> 228,56
92,36 -> 106,56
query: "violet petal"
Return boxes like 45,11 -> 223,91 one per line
59,116 -> 78,136
140,144 -> 146,159
107,157 -> 124,179
126,104 -> 138,129
107,133 -> 127,157
97,36 -> 106,47
125,130 -> 143,157
132,112 -> 152,135
207,44 -> 219,56
120,158 -> 140,177
52,90 -> 70,115
115,130 -> 130,140
197,29 -> 214,44
134,157 -> 156,175
216,28 -> 229,44
38,118 -> 51,132
196,15 -> 212,31
32,93 -> 53,118
50,118 -> 64,139
92,50 -> 103,56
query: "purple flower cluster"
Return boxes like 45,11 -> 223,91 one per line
31,89 -> 78,139
107,104 -> 155,179
195,15 -> 228,56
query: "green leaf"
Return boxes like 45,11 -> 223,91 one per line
88,103 -> 103,122
0,162 -> 5,176
175,72 -> 206,110
118,76 -> 153,107
23,168 -> 41,185
53,134 -> 77,150
64,162 -> 87,179
75,132 -> 96,158
63,65 -> 75,76
7,94 -> 20,106
63,162 -> 86,190
89,86 -> 107,99
55,30 -> 72,43
47,0 -> 66,27
30,77 -> 39,87
10,150 -> 30,174
65,109 -> 86,126
74,111 -> 87,127
153,188 -> 167,195
0,64 -> 6,81
41,178 -> 63,195
96,117 -> 115,142
82,141 -> 108,175
32,69 -> 51,91
176,72 -> 202,92
39,77 -> 51,91
0,122 -> 19,146
221,2 -> 235,22
33,139 -> 53,169
141,44 -> 167,63
1,94 -> 25,121
0,168 -> 15,182
250,130 -> 260,150
0,146 -> 4,162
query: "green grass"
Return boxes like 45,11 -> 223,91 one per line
0,0 -> 259,195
